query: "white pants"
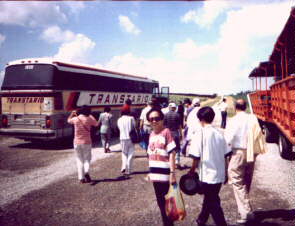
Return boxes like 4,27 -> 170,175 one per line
74,144 -> 92,180
120,139 -> 135,174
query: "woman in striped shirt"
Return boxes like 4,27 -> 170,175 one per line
146,108 -> 176,226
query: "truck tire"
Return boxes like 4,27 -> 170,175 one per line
264,125 -> 279,143
278,133 -> 292,159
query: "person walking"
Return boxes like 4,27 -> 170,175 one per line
188,106 -> 231,226
186,98 -> 202,141
177,101 -> 185,128
139,100 -> 153,151
224,99 -> 265,224
146,107 -> 176,226
164,102 -> 183,169
218,98 -> 228,129
117,109 -> 136,176
67,105 -> 99,184
98,107 -> 112,153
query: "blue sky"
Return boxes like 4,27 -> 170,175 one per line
0,0 -> 293,95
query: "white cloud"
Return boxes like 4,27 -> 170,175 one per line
101,2 -> 291,95
41,26 -> 75,43
181,1 -> 230,28
119,15 -> 141,35
0,34 -> 6,47
54,34 -> 96,64
0,2 -> 67,27
63,2 -> 85,14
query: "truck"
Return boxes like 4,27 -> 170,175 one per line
248,7 -> 295,159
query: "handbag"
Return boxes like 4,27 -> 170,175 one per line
129,120 -> 140,143
165,183 -> 186,221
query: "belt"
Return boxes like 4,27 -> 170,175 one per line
232,148 -> 247,151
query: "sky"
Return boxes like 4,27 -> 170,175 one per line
0,0 -> 294,95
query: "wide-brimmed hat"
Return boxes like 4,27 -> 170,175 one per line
179,172 -> 202,196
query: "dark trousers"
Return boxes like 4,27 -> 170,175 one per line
198,182 -> 227,226
221,111 -> 227,129
153,182 -> 174,226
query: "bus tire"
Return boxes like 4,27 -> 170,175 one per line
278,133 -> 293,160
264,125 -> 279,143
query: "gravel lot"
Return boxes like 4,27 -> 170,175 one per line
0,135 -> 294,226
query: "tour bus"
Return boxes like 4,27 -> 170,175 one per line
0,58 -> 169,142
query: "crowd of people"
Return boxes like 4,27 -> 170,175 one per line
67,96 -> 266,226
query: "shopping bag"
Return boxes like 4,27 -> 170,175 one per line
165,183 -> 186,221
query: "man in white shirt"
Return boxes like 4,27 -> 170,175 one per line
224,99 -> 255,224
218,98 -> 228,129
186,97 -> 202,140
189,106 -> 231,226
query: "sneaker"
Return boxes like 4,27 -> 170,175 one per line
80,179 -> 86,184
85,173 -> 91,183
121,169 -> 126,174
236,218 -> 247,224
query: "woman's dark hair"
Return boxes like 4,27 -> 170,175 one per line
235,99 -> 247,111
121,109 -> 130,116
183,98 -> 191,105
146,107 -> 164,122
104,107 -> 111,112
197,106 -> 215,123
78,105 -> 91,116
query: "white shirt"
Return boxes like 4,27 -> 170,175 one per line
218,102 -> 228,112
189,125 -> 231,184
186,106 -> 201,140
140,106 -> 151,126
161,106 -> 170,114
225,111 -> 250,150
117,115 -> 135,140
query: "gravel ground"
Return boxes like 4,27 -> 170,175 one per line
0,107 -> 294,226
0,136 -> 294,226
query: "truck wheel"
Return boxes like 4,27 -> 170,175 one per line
278,134 -> 292,159
264,125 -> 279,143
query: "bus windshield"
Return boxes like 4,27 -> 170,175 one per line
2,64 -> 55,90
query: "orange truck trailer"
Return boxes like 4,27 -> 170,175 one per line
248,7 -> 295,159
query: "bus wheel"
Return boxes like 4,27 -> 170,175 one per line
278,134 -> 293,160
264,125 -> 279,143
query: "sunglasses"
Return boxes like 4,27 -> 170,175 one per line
149,116 -> 162,122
